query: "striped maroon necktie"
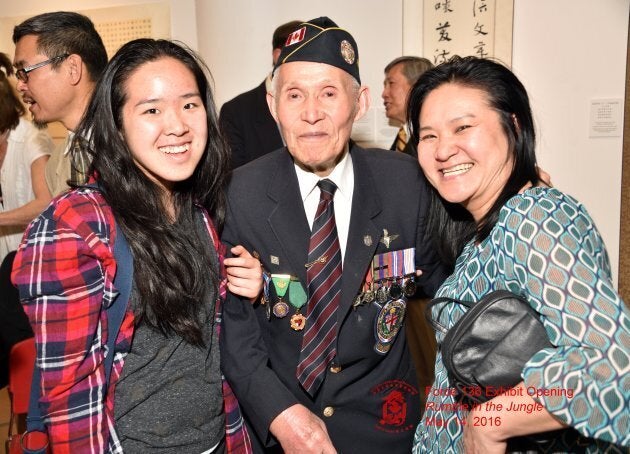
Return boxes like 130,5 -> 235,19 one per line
296,179 -> 342,395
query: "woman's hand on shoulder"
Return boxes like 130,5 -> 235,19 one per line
225,245 -> 263,300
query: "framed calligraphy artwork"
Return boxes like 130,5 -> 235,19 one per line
424,0 -> 514,67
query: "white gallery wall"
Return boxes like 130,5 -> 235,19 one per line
1,0 -> 628,285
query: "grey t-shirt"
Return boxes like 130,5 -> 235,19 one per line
114,213 -> 224,453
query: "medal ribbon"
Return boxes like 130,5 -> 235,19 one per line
271,274 -> 291,298
288,279 -> 307,309
372,247 -> 415,281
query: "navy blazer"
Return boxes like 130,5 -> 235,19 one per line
219,81 -> 284,170
220,144 -> 447,453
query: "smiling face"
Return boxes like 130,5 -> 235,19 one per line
382,63 -> 412,124
417,83 -> 514,222
121,57 -> 207,193
268,61 -> 369,177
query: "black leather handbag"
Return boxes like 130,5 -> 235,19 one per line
425,289 -> 552,403
426,290 -> 585,451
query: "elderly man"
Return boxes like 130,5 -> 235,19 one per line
382,56 -> 433,157
221,17 -> 446,453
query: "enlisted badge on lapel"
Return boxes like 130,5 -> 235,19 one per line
363,235 -> 373,247
270,255 -> 280,265
379,229 -> 399,248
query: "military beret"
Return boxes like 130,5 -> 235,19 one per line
273,16 -> 360,84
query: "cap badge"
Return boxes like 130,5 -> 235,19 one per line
340,40 -> 356,64
285,27 -> 306,46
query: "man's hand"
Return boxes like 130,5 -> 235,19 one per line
270,404 -> 337,454
225,245 -> 263,300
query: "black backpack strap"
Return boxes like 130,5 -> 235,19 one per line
25,183 -> 133,451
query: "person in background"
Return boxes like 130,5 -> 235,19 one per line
220,17 -> 447,453
219,19 -> 302,170
12,39 -> 261,453
409,56 -> 629,453
0,51 -> 53,389
13,11 -> 107,196
382,56 -> 433,157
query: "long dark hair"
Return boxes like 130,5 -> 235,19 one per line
407,56 -> 540,264
0,53 -> 25,133
75,39 -> 229,345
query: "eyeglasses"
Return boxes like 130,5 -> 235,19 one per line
15,54 -> 69,83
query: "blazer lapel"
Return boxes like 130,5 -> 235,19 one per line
339,147 -> 382,318
266,150 -> 310,285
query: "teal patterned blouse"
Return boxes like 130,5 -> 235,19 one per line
413,187 -> 630,453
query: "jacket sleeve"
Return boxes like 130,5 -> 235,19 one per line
12,194 -> 119,453
219,199 -> 299,444
502,193 -> 630,445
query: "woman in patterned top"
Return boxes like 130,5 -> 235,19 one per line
12,39 -> 261,453
408,56 -> 629,453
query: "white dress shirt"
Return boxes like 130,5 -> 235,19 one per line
0,118 -> 54,257
295,149 -> 354,264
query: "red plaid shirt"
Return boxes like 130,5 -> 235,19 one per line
12,187 -> 251,453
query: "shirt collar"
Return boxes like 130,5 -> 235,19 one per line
295,144 -> 353,202
63,131 -> 76,156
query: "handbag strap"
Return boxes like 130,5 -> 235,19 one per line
25,184 -> 133,450
425,290 -> 529,335
425,295 -> 474,334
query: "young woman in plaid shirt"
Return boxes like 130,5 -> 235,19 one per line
13,39 -> 260,453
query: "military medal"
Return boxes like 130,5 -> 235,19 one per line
288,279 -> 308,331
290,313 -> 306,330
271,274 -> 291,319
388,281 -> 402,300
261,271 -> 271,304
273,301 -> 290,318
376,285 -> 388,303
363,289 -> 375,304
262,271 -> 272,320
403,277 -> 416,297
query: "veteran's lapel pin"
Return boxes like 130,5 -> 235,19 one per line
363,235 -> 373,247
380,229 -> 399,248
270,255 -> 280,265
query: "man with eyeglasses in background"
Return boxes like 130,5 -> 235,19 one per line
13,11 -> 107,196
